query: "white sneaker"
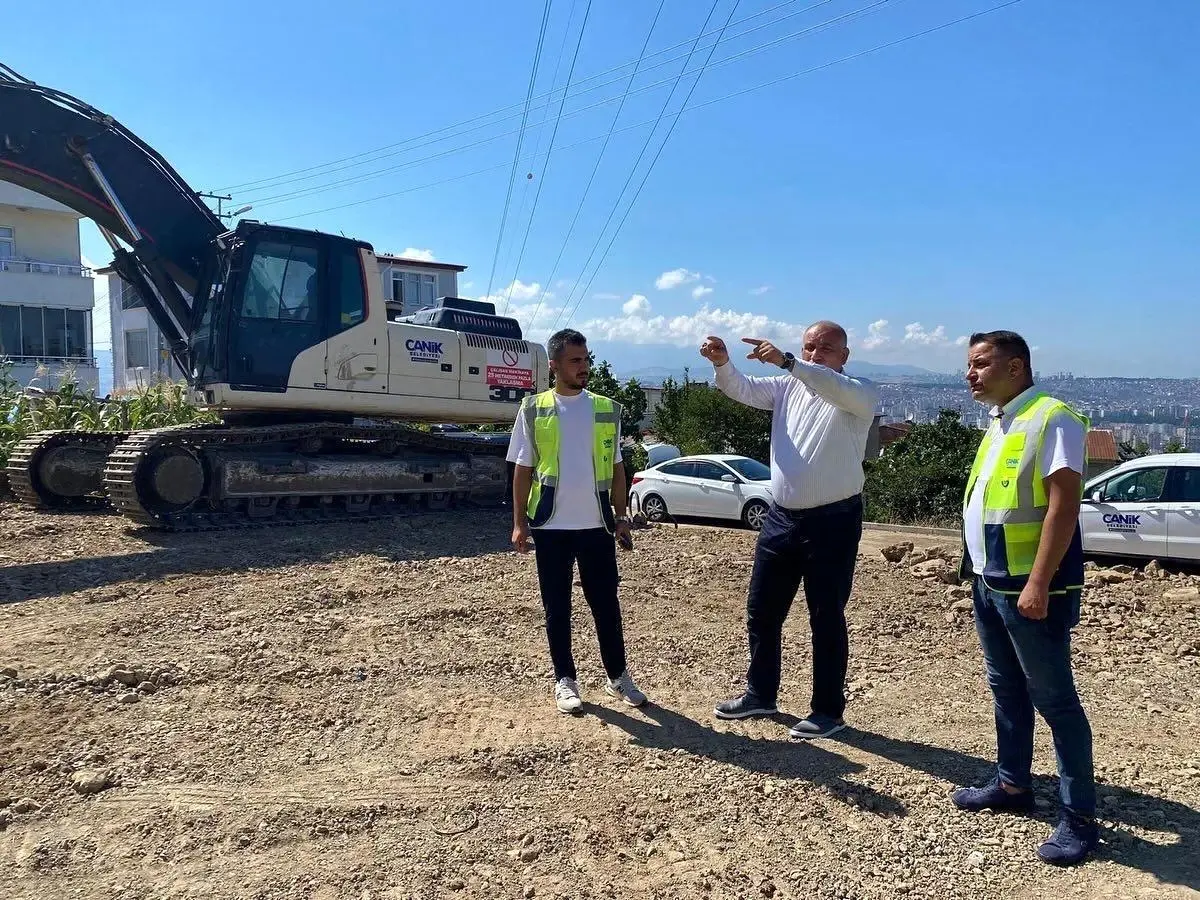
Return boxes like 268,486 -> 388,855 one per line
604,671 -> 647,707
554,677 -> 582,714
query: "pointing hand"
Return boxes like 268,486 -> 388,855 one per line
700,335 -> 729,366
742,337 -> 786,368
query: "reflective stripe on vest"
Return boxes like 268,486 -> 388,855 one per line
524,390 -> 620,532
963,391 -> 1089,591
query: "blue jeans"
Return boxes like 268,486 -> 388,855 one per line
973,576 -> 1095,816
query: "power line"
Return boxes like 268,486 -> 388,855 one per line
525,0 -> 667,330
497,0 -> 579,298
272,0 -> 1027,226
501,0 -> 594,314
559,0 -> 1024,329
553,0 -> 741,332
212,0 -> 822,196
235,0 -> 890,211
484,0 -> 554,303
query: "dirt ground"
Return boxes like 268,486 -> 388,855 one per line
1,500 -> 1198,900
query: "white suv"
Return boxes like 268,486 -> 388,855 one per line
1080,452 -> 1200,562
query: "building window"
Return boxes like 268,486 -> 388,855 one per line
0,304 -> 92,361
0,304 -> 18,357
65,309 -> 88,358
20,307 -> 43,357
125,328 -> 150,369
119,281 -> 145,310
44,308 -> 67,357
0,226 -> 13,260
390,271 -> 437,315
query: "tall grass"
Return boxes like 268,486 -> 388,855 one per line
0,360 -> 218,470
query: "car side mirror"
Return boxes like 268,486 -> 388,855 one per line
721,474 -> 737,483
1089,489 -> 1102,502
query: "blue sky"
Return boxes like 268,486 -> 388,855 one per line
6,0 -> 1198,377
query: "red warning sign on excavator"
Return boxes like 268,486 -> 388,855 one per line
486,348 -> 533,388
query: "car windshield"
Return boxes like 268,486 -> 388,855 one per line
724,458 -> 771,481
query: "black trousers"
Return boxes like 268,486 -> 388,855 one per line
532,527 -> 627,681
745,495 -> 863,717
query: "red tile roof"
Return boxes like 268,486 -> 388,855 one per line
1086,429 -> 1120,461
879,422 -> 913,444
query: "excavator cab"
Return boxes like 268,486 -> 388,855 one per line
192,222 -> 372,395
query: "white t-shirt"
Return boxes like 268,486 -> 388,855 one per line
964,386 -> 1086,574
506,391 -> 606,530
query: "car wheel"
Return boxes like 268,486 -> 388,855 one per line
641,493 -> 668,522
742,499 -> 769,531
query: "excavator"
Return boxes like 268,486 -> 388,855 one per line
0,64 -> 548,530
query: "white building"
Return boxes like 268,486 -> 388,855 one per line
0,183 -> 98,390
374,253 -> 466,319
103,270 -> 183,392
106,251 -> 466,392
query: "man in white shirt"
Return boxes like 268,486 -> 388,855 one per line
700,321 -> 880,739
951,330 -> 1097,867
507,328 -> 647,715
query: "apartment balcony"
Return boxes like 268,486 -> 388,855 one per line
0,258 -> 94,308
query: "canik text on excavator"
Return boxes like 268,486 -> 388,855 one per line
0,64 -> 548,530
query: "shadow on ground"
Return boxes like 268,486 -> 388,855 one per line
593,703 -> 1199,892
0,508 -> 514,605
837,729 -> 1200,892
590,703 -> 906,818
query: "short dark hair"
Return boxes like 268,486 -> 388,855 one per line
970,330 -> 1032,378
547,328 -> 587,361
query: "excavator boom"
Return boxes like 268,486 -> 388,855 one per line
0,64 -> 223,373
0,63 -> 550,529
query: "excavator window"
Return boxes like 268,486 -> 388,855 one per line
332,244 -> 366,330
241,241 -> 320,324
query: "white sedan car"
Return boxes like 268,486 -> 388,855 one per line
630,454 -> 773,529
1080,452 -> 1200,562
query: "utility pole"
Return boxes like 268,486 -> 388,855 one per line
198,190 -> 253,223
197,190 -> 232,219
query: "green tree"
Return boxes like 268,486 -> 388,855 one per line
652,375 -> 771,462
863,409 -> 983,528
585,358 -> 648,440
1118,439 -> 1150,461
1163,436 -> 1186,453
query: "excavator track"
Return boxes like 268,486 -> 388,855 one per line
102,421 -> 510,532
5,430 -> 129,510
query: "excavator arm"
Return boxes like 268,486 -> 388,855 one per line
0,63 -> 225,375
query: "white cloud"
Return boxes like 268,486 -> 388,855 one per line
472,278 -> 547,309
399,247 -> 436,262
863,319 -> 890,350
578,303 -> 814,349
655,268 -> 700,291
461,281 -> 474,290
592,292 -> 622,302
622,294 -> 651,316
749,285 -> 772,296
902,322 -> 952,346
954,335 -> 969,346
691,285 -> 713,300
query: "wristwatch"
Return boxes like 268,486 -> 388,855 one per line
778,351 -> 796,371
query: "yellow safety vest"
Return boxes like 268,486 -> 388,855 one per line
521,389 -> 621,532
959,390 -> 1089,594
